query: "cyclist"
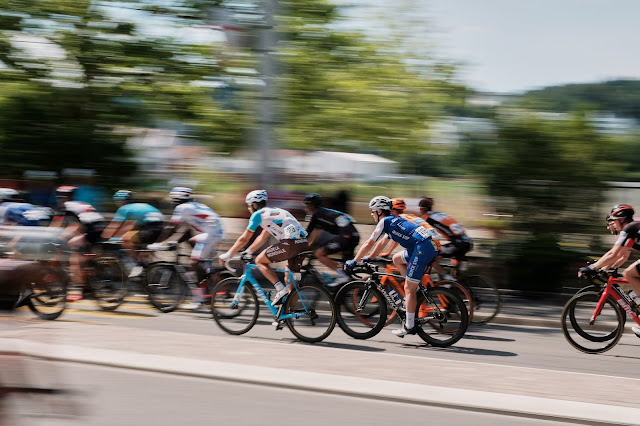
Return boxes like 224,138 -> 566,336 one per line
50,186 -> 106,298
102,190 -> 164,277
578,204 -> 640,337
0,189 -> 51,226
302,193 -> 357,287
345,196 -> 439,337
418,196 -> 473,279
150,187 -> 224,307
218,190 -> 309,306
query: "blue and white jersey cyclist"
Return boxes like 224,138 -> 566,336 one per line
0,188 -> 50,226
346,196 -> 439,338
219,190 -> 310,307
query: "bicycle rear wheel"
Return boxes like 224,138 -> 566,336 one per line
204,268 -> 235,303
416,288 -> 468,347
335,281 -> 387,340
459,274 -> 501,325
434,280 -> 473,325
27,267 -> 68,320
284,284 -> 336,343
211,277 -> 259,335
561,291 -> 624,354
90,258 -> 128,311
145,263 -> 188,313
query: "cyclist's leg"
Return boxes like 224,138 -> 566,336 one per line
402,240 -> 438,331
622,260 -> 640,296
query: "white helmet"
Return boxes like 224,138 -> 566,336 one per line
169,187 -> 193,203
245,190 -> 268,205
369,196 -> 392,211
0,188 -> 20,202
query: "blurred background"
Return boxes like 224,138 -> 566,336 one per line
1,0 -> 640,293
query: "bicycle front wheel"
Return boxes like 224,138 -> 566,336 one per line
460,274 -> 501,325
90,258 -> 128,311
416,288 -> 468,347
145,263 -> 188,313
27,267 -> 68,320
211,278 -> 259,335
284,284 -> 336,343
335,281 -> 387,340
561,291 -> 624,354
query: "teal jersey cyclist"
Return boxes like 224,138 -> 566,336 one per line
219,190 -> 309,306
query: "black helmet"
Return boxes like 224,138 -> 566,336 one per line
607,204 -> 635,221
419,196 -> 434,211
303,193 -> 323,207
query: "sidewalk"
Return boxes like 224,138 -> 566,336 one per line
2,295 -> 640,425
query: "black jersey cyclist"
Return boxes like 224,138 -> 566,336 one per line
303,193 -> 359,286
578,204 -> 640,338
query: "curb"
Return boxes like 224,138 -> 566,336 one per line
2,338 -> 639,425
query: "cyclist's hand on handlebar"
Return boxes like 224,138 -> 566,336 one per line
218,251 -> 231,265
344,259 -> 357,271
578,266 -> 598,278
240,250 -> 253,261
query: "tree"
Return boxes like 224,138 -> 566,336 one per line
0,0 -> 247,183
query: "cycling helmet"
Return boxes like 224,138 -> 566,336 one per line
113,190 -> 133,201
418,196 -> 434,211
369,196 -> 392,211
245,189 -> 268,205
607,204 -> 635,221
169,187 -> 193,203
0,188 -> 20,202
303,193 -> 323,207
55,185 -> 77,198
391,198 -> 406,212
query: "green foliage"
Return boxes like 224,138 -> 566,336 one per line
518,80 -> 640,119
0,0 -> 247,184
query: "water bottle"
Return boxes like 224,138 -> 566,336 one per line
387,288 -> 403,307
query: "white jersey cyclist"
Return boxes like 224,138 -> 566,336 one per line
247,207 -> 308,241
170,201 -> 224,260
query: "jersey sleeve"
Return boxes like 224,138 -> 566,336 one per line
113,205 -> 128,222
247,210 -> 262,232
170,204 -> 185,224
369,219 -> 387,242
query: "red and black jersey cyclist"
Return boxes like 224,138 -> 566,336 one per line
418,196 -> 473,279
50,186 -> 106,298
303,193 -> 359,287
578,204 -> 640,338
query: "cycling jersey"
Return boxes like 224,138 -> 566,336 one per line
422,211 -> 467,241
616,222 -> 640,250
369,215 -> 438,282
307,207 -> 358,238
0,202 -> 50,226
247,208 -> 307,240
371,215 -> 438,249
113,203 -> 164,227
400,213 -> 441,250
170,201 -> 224,241
54,201 -> 105,233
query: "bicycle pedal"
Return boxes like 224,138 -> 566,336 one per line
271,320 -> 285,330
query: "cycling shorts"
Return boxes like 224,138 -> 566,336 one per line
401,238 -> 439,282
125,223 -> 163,245
320,234 -> 360,261
438,235 -> 473,261
190,232 -> 222,261
265,238 -> 309,272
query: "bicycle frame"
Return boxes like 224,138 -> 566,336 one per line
231,262 -> 315,321
592,275 -> 640,326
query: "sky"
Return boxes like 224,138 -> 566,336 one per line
337,0 -> 640,94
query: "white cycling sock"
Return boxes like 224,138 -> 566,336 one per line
274,282 -> 285,292
406,313 -> 415,329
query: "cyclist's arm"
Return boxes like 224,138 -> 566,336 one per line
353,238 -> 376,262
221,228 -> 255,260
245,229 -> 271,254
379,241 -> 399,258
591,245 -> 631,271
307,228 -> 320,247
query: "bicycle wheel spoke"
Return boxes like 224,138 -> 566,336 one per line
211,278 -> 259,335
91,259 -> 127,311
285,285 -> 336,343
416,288 -> 468,347
461,275 -> 501,325
145,264 -> 187,313
335,281 -> 387,340
27,267 -> 67,320
561,291 -> 624,353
